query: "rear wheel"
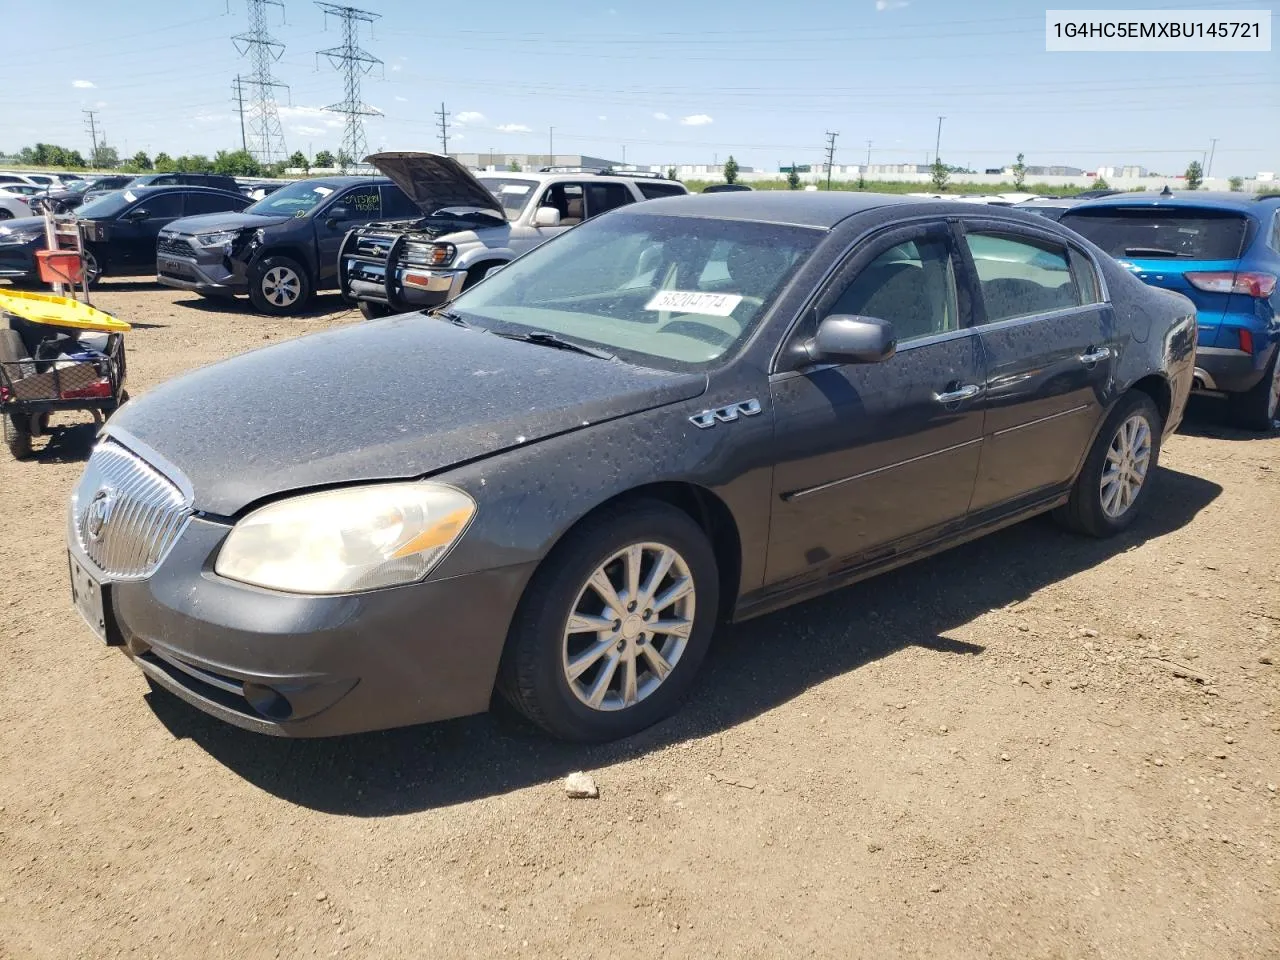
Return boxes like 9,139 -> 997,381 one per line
248,255 -> 312,315
1055,391 -> 1162,538
80,246 -> 102,287
0,328 -> 34,460
498,500 -> 720,742
1228,348 -> 1280,432
0,209 -> 13,221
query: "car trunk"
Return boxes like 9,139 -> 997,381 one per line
1061,206 -> 1252,347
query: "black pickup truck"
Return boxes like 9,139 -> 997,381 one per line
154,176 -> 416,314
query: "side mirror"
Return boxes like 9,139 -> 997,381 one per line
325,205 -> 353,228
802,315 -> 897,365
123,207 -> 149,221
534,206 -> 561,227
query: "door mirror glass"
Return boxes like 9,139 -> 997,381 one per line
804,315 -> 897,365
325,205 -> 353,225
122,207 -> 149,221
534,206 -> 561,227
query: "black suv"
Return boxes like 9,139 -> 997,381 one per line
0,185 -> 249,285
155,176 -> 415,314
81,172 -> 240,206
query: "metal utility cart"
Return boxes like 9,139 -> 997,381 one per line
0,290 -> 130,460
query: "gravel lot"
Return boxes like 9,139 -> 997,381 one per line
2,280 -> 1277,960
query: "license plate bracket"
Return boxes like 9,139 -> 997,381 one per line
68,552 -> 116,645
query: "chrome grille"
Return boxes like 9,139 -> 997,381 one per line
71,442 -> 192,580
353,232 -> 395,260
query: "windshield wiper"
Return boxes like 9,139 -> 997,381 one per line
1123,246 -> 1191,258
428,308 -> 471,328
492,330 -> 615,360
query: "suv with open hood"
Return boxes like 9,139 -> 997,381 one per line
339,152 -> 688,319
154,175 -> 416,315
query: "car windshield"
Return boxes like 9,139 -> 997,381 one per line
445,212 -> 823,370
476,178 -> 537,220
1062,207 -> 1251,260
244,180 -> 342,216
75,190 -> 138,219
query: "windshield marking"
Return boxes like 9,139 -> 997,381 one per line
645,290 -> 744,317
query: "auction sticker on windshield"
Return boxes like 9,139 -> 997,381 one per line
645,291 -> 743,316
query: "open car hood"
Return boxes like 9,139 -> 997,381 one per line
365,151 -> 504,218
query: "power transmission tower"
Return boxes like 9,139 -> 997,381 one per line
824,131 -> 838,190
83,110 -> 100,163
316,2 -> 382,170
231,76 -> 249,153
233,0 -> 290,165
436,102 -> 450,154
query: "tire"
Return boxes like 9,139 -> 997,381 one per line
248,255 -> 312,315
0,209 -> 12,221
80,246 -> 103,287
1227,348 -> 1280,432
1055,391 -> 1163,538
497,500 -> 720,742
358,300 -> 394,321
0,328 -> 34,460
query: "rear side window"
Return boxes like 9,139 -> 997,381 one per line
637,180 -> 687,200
185,192 -> 248,215
965,233 -> 1082,323
1061,208 -> 1250,261
380,185 -> 419,219
585,183 -> 634,218
131,192 -> 184,219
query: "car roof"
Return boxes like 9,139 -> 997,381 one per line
624,190 -> 920,227
118,185 -> 246,197
1067,191 -> 1280,217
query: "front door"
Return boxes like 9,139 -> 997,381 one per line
766,221 -> 986,588
957,223 -> 1118,512
115,191 -> 185,268
316,185 -> 382,284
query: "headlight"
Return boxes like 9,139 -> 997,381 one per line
0,228 -> 42,244
403,241 -> 455,267
215,482 -> 475,594
194,230 -> 238,248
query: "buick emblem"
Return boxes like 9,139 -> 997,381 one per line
85,490 -> 112,541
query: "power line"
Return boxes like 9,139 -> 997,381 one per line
436,102 -> 450,154
83,110 -> 100,161
315,2 -> 382,169
233,0 -> 290,165
232,76 -> 248,153
824,131 -> 838,190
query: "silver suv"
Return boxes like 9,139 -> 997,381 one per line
339,153 -> 688,318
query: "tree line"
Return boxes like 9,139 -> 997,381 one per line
4,143 -> 358,177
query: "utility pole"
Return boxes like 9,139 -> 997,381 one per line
935,116 -> 945,165
232,76 -> 248,153
865,139 -> 872,167
233,0 -> 290,165
436,102 -> 450,155
83,110 -> 100,164
824,131 -> 838,190
1206,138 -> 1219,179
316,2 -> 382,170
621,144 -> 626,165
548,127 -> 554,164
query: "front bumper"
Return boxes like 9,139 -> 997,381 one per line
343,256 -> 466,311
0,243 -> 40,280
156,252 -> 247,295
75,517 -> 534,737
1194,343 -> 1276,395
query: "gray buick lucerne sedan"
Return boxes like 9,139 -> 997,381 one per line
67,192 -> 1196,742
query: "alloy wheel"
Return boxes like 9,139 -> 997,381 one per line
1099,413 -> 1152,519
262,266 -> 301,307
562,542 -> 696,712
81,248 -> 100,284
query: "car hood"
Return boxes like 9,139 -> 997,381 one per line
105,315 -> 707,515
365,151 -> 504,219
0,216 -> 47,237
162,212 -> 291,235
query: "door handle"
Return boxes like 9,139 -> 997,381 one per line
933,384 -> 981,404
1079,346 -> 1112,365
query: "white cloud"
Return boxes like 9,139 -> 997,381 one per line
653,112 -> 669,121
390,64 -> 402,72
496,123 -> 531,133
72,80 -> 95,89
394,95 -> 409,102
598,115 -> 608,121
455,111 -> 485,125
680,114 -> 713,126
293,126 -> 325,136
875,0 -> 909,9
278,104 -> 345,137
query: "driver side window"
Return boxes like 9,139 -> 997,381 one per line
827,235 -> 960,343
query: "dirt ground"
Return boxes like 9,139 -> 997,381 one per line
1,279 -> 1277,960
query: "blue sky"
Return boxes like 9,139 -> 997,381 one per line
5,0 -> 1276,176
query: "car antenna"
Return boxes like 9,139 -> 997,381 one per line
1160,185 -> 1173,196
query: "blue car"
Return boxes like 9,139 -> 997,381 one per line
1062,192 -> 1280,430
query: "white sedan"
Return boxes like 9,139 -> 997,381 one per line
0,185 -> 42,220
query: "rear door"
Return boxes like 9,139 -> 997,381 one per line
1060,205 -> 1252,347
584,182 -> 636,219
958,220 -> 1117,513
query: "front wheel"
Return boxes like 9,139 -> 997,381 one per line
498,501 -> 720,742
1228,348 -> 1279,432
1055,391 -> 1163,538
248,255 -> 312,315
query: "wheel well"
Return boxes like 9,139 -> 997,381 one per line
254,247 -> 314,282
1130,374 -> 1172,426
567,483 -> 743,624
464,259 -> 508,286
